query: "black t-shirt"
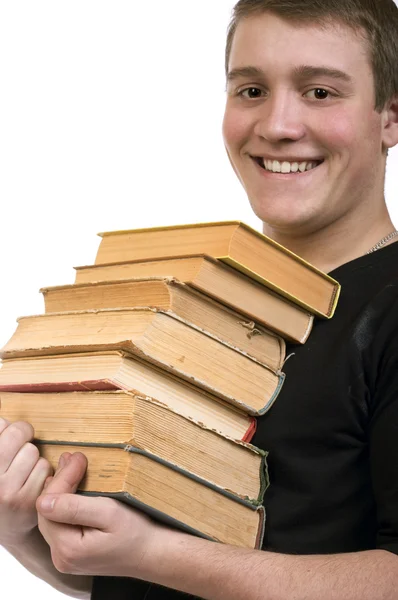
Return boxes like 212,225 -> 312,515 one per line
91,242 -> 398,599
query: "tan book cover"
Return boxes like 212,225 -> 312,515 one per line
94,221 -> 340,318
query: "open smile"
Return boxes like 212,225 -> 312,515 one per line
250,156 -> 325,176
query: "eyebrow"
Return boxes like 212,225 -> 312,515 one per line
227,66 -> 265,82
227,64 -> 354,84
292,65 -> 354,84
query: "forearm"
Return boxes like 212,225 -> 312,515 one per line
3,527 -> 92,599
144,530 -> 398,600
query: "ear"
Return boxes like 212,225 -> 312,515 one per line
381,95 -> 398,151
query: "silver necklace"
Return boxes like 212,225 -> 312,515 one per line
366,230 -> 398,254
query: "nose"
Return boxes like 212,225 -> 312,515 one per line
253,91 -> 306,143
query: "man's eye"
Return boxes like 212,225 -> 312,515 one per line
239,87 -> 264,99
305,88 -> 332,100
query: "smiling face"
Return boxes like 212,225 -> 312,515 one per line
223,13 -> 390,237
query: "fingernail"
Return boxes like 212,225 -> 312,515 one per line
39,495 -> 56,512
57,453 -> 71,471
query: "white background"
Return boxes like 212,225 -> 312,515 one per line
0,1 -> 397,598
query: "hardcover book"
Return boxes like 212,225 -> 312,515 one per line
0,390 -> 267,504
0,309 -> 285,415
94,221 -> 340,318
38,442 -> 266,549
74,255 -> 314,344
40,277 -> 286,369
0,352 -> 255,441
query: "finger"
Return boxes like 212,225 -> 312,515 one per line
37,492 -> 112,529
43,475 -> 54,490
5,442 -> 42,490
37,452 -> 88,547
0,421 -> 34,475
55,452 -> 72,474
38,508 -> 78,548
43,453 -> 87,496
21,457 -> 53,498
0,417 -> 10,435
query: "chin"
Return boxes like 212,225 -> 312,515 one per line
250,205 -> 312,233
248,193 -> 327,235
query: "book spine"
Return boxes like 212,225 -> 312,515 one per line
242,418 -> 257,443
256,372 -> 285,416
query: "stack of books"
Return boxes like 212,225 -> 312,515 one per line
0,221 -> 340,549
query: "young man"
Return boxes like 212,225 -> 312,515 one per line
1,1 -> 398,598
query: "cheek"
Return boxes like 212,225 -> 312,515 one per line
317,105 -> 380,158
222,106 -> 251,151
317,109 -> 357,152
318,107 -> 382,192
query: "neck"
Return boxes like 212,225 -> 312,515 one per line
262,208 -> 396,274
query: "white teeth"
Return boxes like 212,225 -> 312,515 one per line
261,158 -> 320,173
272,160 -> 281,172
